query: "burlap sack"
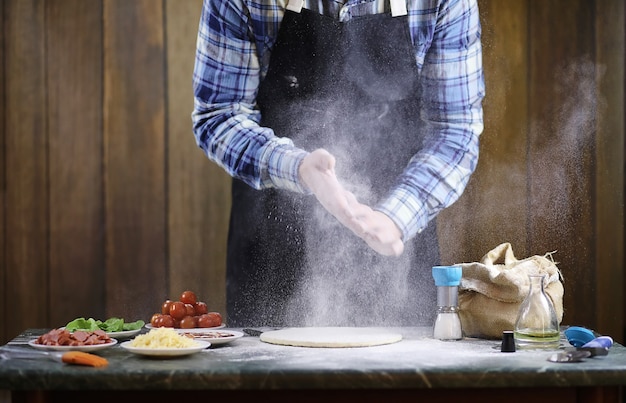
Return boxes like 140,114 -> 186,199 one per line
457,243 -> 564,339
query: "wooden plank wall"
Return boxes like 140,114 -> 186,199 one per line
0,0 -> 230,343
103,0 -> 168,321
594,0 -> 625,347
4,0 -> 49,340
0,0 -> 5,350
529,0 -> 598,336
47,0 -> 105,328
165,0 -> 232,314
0,0 -> 624,345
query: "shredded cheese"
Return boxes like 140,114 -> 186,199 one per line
130,327 -> 198,348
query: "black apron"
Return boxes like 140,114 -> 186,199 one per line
226,6 -> 439,327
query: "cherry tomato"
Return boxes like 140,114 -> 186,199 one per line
161,314 -> 174,328
169,301 -> 187,320
161,300 -> 173,315
150,313 -> 163,327
194,301 -> 208,315
198,312 -> 222,328
179,316 -> 197,329
197,314 -> 211,328
207,312 -> 222,326
180,290 -> 197,305
185,303 -> 195,316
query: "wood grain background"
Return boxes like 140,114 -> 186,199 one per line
0,0 -> 624,345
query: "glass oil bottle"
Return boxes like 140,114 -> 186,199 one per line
514,274 -> 560,349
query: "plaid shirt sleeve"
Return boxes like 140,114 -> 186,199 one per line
191,0 -> 309,193
376,0 -> 485,241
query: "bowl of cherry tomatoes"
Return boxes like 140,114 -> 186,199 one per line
150,290 -> 223,329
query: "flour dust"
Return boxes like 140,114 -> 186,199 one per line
528,58 -> 605,244
278,94 -> 438,327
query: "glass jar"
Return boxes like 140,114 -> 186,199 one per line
514,274 -> 560,349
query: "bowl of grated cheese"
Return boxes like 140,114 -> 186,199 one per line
121,327 -> 211,356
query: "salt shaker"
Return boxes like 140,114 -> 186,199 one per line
431,265 -> 463,340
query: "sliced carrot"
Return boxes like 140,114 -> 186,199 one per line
61,351 -> 108,367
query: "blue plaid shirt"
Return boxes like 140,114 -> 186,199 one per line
192,0 -> 484,241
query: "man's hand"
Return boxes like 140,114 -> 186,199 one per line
299,149 -> 367,238
299,149 -> 404,257
357,208 -> 405,257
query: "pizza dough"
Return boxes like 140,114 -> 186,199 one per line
259,327 -> 403,348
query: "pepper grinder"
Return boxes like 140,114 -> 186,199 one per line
431,265 -> 463,341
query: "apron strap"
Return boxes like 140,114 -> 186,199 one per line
390,0 -> 408,17
286,0 -> 304,13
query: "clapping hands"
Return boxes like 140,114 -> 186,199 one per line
298,149 -> 404,257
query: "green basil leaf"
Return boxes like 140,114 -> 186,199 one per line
65,317 -> 100,332
100,317 -> 124,332
122,320 -> 145,331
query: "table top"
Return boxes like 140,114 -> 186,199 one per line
2,327 -> 626,391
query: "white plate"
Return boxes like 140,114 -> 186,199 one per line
145,324 -> 225,330
119,340 -> 211,356
28,339 -> 117,352
106,328 -> 142,339
175,329 -> 244,345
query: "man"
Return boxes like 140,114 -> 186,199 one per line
192,0 -> 484,327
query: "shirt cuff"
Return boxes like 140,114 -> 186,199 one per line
375,186 -> 429,242
264,142 -> 310,193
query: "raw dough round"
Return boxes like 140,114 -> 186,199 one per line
259,327 -> 403,348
